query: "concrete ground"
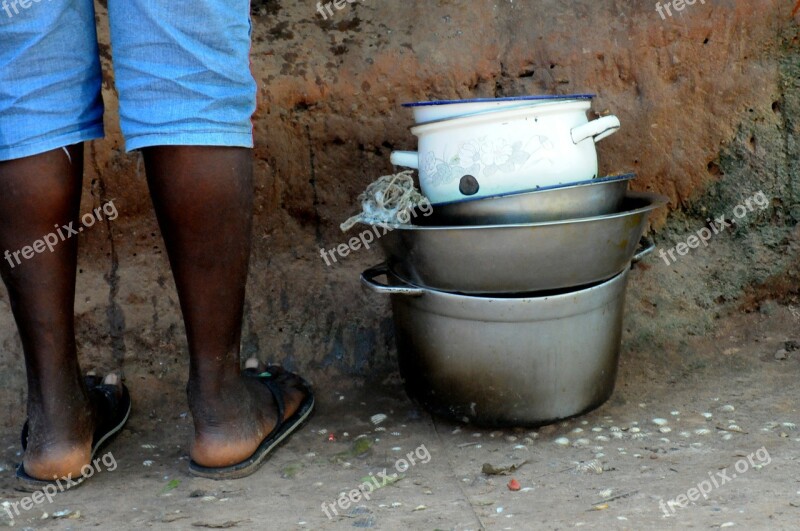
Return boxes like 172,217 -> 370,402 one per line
1,299 -> 799,530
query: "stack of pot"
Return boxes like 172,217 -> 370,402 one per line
361,95 -> 667,428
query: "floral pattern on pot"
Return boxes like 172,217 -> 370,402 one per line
421,136 -> 555,187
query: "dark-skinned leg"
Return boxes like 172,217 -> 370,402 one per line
143,145 -> 305,468
0,145 -> 93,480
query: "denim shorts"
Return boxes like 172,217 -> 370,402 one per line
0,0 -> 256,161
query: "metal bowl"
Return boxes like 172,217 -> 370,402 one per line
361,265 -> 631,427
421,174 -> 634,226
374,192 -> 667,294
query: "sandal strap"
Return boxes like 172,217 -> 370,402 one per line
89,384 -> 121,441
244,369 -> 286,431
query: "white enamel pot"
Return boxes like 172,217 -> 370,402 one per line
390,101 -> 620,205
403,94 -> 595,124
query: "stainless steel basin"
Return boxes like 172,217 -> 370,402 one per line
374,192 -> 667,294
423,174 -> 634,226
362,265 -> 631,427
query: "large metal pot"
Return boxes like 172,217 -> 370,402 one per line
361,265 -> 631,427
403,94 -> 595,124
374,192 -> 667,294
422,173 -> 634,226
390,101 -> 620,204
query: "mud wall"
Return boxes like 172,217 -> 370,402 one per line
1,1 -> 799,421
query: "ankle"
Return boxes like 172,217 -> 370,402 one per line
188,364 -> 242,397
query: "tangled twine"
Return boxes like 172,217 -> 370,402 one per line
340,170 -> 429,232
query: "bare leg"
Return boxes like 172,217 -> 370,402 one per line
0,145 -> 93,480
143,146 -> 306,468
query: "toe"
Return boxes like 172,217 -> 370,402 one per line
244,358 -> 266,372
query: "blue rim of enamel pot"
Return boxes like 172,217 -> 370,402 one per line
402,94 -> 596,107
432,173 -> 636,207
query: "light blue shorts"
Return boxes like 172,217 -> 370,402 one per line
0,0 -> 256,161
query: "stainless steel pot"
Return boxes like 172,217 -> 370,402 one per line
423,174 -> 634,226
361,264 -> 631,427
374,192 -> 667,294
390,101 -> 621,204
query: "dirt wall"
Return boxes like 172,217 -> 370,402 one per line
1,0 -> 799,426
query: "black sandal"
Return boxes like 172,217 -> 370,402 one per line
188,367 -> 315,480
15,376 -> 131,492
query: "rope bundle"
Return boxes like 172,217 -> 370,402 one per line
341,170 -> 428,232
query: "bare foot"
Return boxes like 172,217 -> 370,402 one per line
23,374 -> 122,481
188,359 -> 308,468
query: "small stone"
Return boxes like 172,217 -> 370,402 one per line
554,437 -> 570,446
720,405 -> 736,413
775,349 -> 789,361
652,418 -> 669,427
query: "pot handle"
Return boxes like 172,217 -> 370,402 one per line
632,238 -> 656,264
361,263 -> 425,297
570,115 -> 621,144
390,151 -> 420,169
